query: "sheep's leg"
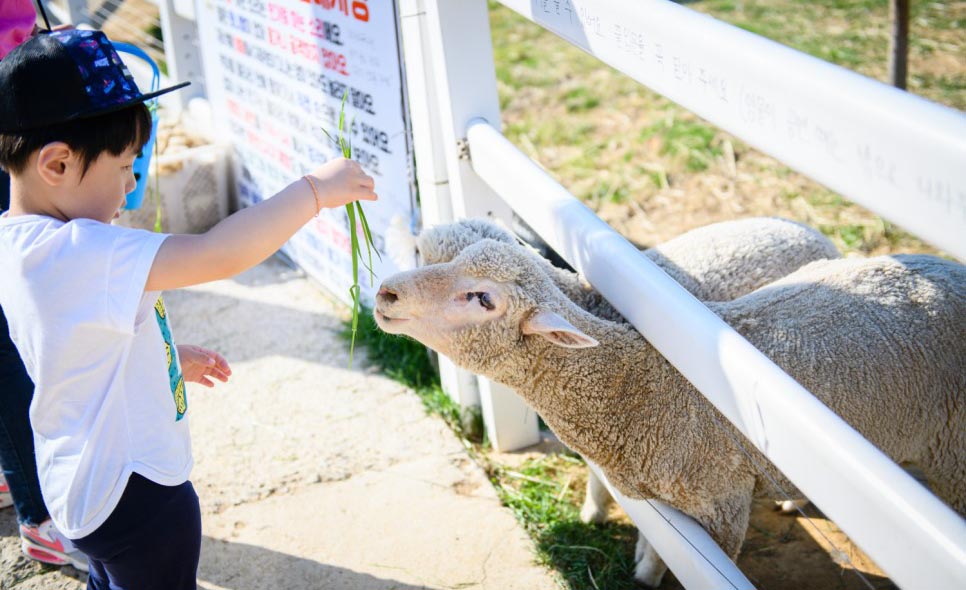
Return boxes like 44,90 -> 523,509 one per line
579,470 -> 614,524
634,531 -> 668,588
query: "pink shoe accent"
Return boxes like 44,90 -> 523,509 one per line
19,521 -> 89,572
20,525 -> 65,553
0,473 -> 13,509
22,542 -> 69,566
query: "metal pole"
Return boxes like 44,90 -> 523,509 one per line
889,0 -> 910,89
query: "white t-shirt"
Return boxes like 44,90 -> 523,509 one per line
0,214 -> 192,539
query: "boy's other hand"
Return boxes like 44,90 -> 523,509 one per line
177,344 -> 232,388
307,158 -> 378,209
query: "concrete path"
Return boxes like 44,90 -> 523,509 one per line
0,257 -> 558,590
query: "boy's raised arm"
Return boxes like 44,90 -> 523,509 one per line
146,158 -> 375,292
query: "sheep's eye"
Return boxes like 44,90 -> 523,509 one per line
478,292 -> 495,311
464,292 -> 495,310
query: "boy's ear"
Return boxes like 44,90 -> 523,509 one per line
35,142 -> 74,186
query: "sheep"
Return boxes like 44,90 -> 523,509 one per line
412,216 -> 841,321
411,217 -> 840,523
373,241 -> 966,587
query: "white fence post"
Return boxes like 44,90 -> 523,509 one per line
45,0 -> 89,26
408,0 -> 540,451
157,0 -> 205,106
398,0 -> 479,420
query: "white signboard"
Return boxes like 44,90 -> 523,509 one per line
196,0 -> 414,304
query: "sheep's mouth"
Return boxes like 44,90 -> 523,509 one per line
374,310 -> 412,324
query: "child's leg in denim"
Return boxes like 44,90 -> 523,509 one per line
0,305 -> 49,526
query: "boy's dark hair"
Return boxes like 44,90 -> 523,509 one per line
0,103 -> 152,176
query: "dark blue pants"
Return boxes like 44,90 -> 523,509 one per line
0,304 -> 49,526
73,473 -> 201,590
1,167 -> 50,526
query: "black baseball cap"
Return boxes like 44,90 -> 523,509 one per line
0,29 -> 189,133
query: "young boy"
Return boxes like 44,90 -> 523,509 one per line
0,2 -> 93,571
0,30 -> 376,589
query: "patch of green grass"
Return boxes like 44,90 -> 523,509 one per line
832,223 -> 867,250
704,0 -> 738,13
564,87 -> 601,112
910,73 -> 966,111
589,182 -> 629,204
796,39 -> 865,67
493,455 -> 639,590
147,23 -> 163,42
643,118 -> 722,172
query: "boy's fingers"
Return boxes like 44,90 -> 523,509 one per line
208,368 -> 230,382
208,364 -> 230,378
199,377 -> 214,388
210,353 -> 231,373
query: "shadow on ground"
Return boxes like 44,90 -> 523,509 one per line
198,536 -> 433,590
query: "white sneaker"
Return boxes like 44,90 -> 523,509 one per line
0,473 -> 13,509
20,519 -> 89,573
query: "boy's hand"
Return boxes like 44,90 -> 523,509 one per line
307,158 -> 377,209
177,344 -> 231,388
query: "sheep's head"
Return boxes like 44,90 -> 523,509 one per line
374,239 -> 598,376
415,219 -> 518,266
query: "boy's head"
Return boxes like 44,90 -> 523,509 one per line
0,29 -> 188,222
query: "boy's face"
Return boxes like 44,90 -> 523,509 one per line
65,148 -> 138,223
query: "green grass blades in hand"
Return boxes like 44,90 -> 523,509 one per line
322,90 -> 380,367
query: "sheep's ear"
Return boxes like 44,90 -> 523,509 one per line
522,310 -> 599,349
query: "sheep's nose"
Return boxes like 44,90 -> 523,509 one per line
377,286 -> 398,304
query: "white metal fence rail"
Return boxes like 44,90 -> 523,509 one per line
400,0 -> 966,589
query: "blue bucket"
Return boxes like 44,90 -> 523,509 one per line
113,42 -> 160,210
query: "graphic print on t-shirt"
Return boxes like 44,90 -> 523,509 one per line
154,296 -> 187,420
